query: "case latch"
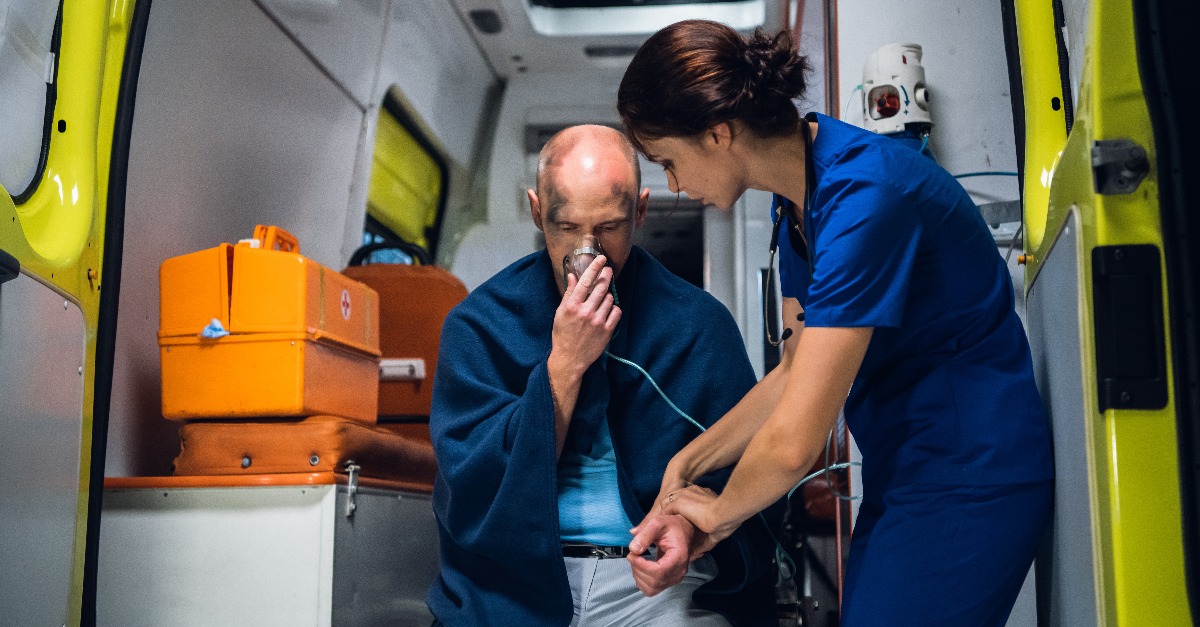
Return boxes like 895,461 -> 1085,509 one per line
344,461 -> 360,518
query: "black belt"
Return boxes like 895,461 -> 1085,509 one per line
561,543 -> 635,559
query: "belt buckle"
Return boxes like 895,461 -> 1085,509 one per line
590,546 -> 621,559
562,543 -> 627,559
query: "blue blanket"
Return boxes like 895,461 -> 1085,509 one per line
427,247 -> 778,626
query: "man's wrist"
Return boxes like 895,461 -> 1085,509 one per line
547,350 -> 585,386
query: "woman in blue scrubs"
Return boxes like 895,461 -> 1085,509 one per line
616,20 -> 1053,626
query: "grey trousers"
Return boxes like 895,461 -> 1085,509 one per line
564,555 -> 731,627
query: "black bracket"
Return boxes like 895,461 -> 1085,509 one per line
0,248 -> 19,286
1092,139 -> 1150,195
1092,245 -> 1168,411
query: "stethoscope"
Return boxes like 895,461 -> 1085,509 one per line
763,119 -> 816,347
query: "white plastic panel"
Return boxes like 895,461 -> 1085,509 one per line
379,0 -> 496,167
0,273 -> 85,626
98,486 -> 338,625
256,0 -> 389,108
97,485 -> 440,626
447,0 -> 787,78
1061,0 -> 1089,112
106,0 -> 367,476
1026,212 -> 1099,626
526,0 -> 766,36
0,0 -> 59,193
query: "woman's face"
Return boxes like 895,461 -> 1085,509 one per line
640,131 -> 744,210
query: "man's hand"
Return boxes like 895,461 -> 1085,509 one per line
627,514 -> 705,597
549,255 -> 621,376
547,254 -> 622,457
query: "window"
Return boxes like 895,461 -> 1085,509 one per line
362,96 -> 447,264
1,0 -> 60,200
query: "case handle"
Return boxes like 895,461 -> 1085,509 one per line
252,225 -> 300,253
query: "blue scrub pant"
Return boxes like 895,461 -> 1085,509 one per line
841,481 -> 1053,626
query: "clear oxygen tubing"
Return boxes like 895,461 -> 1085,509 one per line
946,169 -> 1023,263
842,84 -> 864,125
603,350 -> 861,583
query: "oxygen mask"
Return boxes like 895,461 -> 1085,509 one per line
562,235 -> 618,303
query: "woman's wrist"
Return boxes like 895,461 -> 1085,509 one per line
665,454 -> 699,487
701,499 -> 723,535
702,495 -> 744,542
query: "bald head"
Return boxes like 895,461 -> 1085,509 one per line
536,125 -> 642,222
527,124 -> 650,293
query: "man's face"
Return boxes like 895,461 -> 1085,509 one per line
529,151 -> 648,295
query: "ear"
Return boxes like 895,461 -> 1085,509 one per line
708,121 -> 735,149
527,188 -> 544,232
634,187 -> 650,228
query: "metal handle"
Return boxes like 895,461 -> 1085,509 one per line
380,358 -> 426,382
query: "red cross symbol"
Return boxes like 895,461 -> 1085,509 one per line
340,289 -> 352,321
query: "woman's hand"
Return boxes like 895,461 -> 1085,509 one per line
652,462 -> 691,514
660,485 -> 741,555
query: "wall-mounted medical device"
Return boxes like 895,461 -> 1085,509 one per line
861,43 -> 931,136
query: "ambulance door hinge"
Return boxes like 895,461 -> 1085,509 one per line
0,247 -> 19,286
344,462 -> 360,518
1091,139 -> 1149,195
44,51 -> 55,84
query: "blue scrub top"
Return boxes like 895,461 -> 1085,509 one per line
777,113 -> 1052,494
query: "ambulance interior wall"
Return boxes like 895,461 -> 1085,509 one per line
105,0 -> 495,476
837,0 -> 1022,225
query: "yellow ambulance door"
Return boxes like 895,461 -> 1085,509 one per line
0,1 -> 144,623
1009,0 -> 1196,623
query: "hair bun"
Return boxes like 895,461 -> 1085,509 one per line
618,20 -> 811,143
740,29 -> 807,106
742,32 -> 777,87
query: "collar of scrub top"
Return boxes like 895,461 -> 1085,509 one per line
763,118 -> 816,347
769,117 -> 816,274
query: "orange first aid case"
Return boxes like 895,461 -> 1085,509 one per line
159,226 -> 381,422
342,264 -> 468,419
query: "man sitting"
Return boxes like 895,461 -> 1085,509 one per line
427,125 -> 777,626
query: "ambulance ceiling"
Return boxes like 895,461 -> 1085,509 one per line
448,0 -> 786,78
531,0 -> 745,6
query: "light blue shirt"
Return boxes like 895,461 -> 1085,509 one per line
557,419 -> 635,545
